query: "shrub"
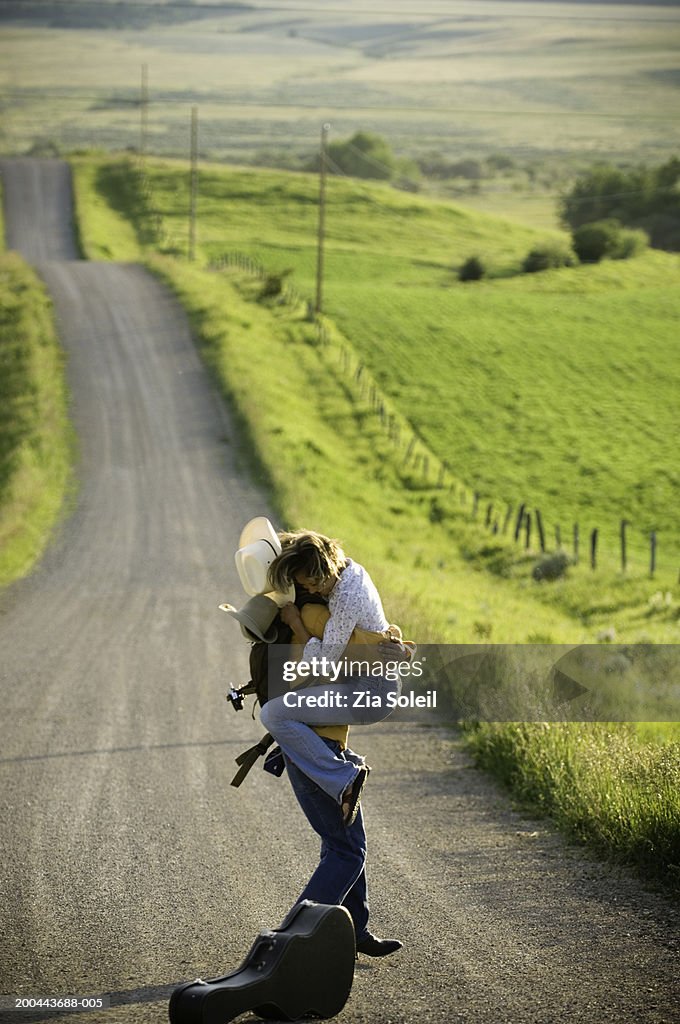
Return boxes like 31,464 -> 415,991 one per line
419,156 -> 485,180
458,256 -> 485,282
572,219 -> 624,262
613,226 -> 649,259
572,219 -> 649,262
560,165 -> 640,230
26,138 -> 62,157
428,497 -> 446,523
311,131 -> 397,181
560,158 -> 680,253
486,153 -> 516,172
522,243 -> 576,273
532,551 -> 571,582
259,268 -> 293,300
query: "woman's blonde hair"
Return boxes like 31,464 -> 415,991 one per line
268,530 -> 346,592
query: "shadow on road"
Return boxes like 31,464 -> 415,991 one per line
0,737 -> 246,766
1,979 -> 357,1024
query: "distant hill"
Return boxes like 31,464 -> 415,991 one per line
0,1 -> 253,30
2,0 -> 679,30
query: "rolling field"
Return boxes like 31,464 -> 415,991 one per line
2,0 -> 680,177
75,155 -> 680,583
70,153 -> 680,644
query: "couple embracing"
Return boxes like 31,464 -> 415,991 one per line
228,520 -> 411,958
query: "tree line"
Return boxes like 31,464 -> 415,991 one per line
311,133 -> 680,245
312,133 -> 680,258
560,159 -> 680,252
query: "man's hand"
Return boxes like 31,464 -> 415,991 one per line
279,602 -> 303,629
376,638 -> 413,662
280,603 -> 312,646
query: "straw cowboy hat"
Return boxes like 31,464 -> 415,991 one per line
219,594 -> 281,643
234,516 -> 294,602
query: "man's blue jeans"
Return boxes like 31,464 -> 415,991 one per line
260,674 -> 400,803
285,739 -> 370,944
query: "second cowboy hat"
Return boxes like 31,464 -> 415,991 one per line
219,594 -> 281,643
235,516 -> 294,601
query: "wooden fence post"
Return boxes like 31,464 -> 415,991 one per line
620,519 -> 628,572
650,531 -> 657,578
485,503 -> 493,528
514,503 -> 526,542
502,504 -> 513,535
590,528 -> 598,570
525,512 -> 532,550
472,492 -> 480,518
555,524 -> 562,548
573,523 -> 579,564
535,509 -> 546,553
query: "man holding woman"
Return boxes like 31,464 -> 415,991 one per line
258,528 -> 406,958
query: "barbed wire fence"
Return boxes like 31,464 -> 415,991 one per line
205,251 -> 670,583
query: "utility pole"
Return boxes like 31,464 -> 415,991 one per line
140,63 -> 149,162
189,106 -> 198,261
315,122 -> 330,315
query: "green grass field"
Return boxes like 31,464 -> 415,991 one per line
0,252 -> 74,588
71,153 -> 680,647
75,155 -> 680,592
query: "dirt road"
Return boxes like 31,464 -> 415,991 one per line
0,160 -> 677,1024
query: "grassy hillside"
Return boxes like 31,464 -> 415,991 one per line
70,153 -> 680,645
194,168 -> 679,572
0,252 -> 73,588
77,155 -> 680,583
147,255 -> 588,645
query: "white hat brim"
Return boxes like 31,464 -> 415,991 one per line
238,516 -> 281,555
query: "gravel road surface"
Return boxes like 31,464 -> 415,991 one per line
0,160 -> 677,1024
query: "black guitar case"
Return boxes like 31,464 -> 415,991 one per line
168,901 -> 356,1024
